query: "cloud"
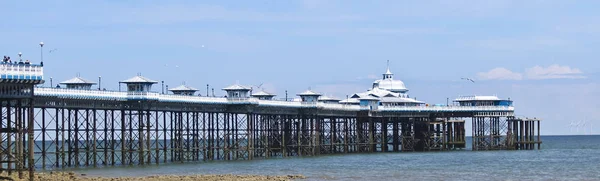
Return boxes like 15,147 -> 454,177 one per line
477,65 -> 586,80
477,67 -> 523,80
525,64 -> 586,80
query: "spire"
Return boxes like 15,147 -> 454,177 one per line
383,60 -> 393,79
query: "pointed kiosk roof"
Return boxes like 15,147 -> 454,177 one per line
340,98 -> 360,104
222,84 -> 251,91
384,60 -> 393,76
251,90 -> 276,96
60,76 -> 96,85
168,84 -> 199,91
318,95 -> 341,101
297,89 -> 322,96
119,75 -> 158,84
358,95 -> 380,101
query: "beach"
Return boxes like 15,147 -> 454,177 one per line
0,172 -> 305,181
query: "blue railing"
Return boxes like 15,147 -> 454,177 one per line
0,63 -> 44,81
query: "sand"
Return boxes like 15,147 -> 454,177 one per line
0,172 -> 306,181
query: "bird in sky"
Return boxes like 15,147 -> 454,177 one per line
461,77 -> 475,83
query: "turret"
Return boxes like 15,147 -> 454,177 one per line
119,75 -> 158,92
297,89 -> 321,103
168,84 -> 199,95
222,84 -> 251,99
251,90 -> 276,100
318,95 -> 341,104
59,76 -> 96,90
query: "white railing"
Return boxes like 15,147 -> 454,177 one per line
126,91 -> 159,100
257,100 -> 302,107
317,103 -> 361,111
0,63 -> 44,79
35,87 -> 127,100
454,95 -> 500,101
380,106 -> 514,112
32,88 -> 515,112
159,94 -> 228,104
226,97 -> 261,104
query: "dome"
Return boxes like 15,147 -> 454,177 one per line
374,79 -> 407,93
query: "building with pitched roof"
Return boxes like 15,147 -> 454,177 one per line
168,84 -> 199,95
222,83 -> 252,99
59,76 -> 96,89
119,75 -> 158,92
251,90 -> 276,100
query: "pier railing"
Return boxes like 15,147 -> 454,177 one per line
380,105 -> 514,112
35,87 -> 127,100
258,100 -> 302,107
127,91 -> 160,100
32,88 -> 515,112
159,94 -> 227,104
318,103 -> 361,111
0,63 -> 44,80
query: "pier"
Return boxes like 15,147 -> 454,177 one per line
0,61 -> 542,180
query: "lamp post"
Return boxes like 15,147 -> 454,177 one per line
18,52 -> 22,62
98,76 -> 102,90
50,77 -> 53,87
166,85 -> 169,94
285,90 -> 288,101
206,84 -> 209,97
212,88 -> 214,97
39,42 -> 44,65
161,81 -> 164,94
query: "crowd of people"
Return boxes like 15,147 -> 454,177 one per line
3,55 -> 32,65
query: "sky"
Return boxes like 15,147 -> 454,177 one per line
1,0 -> 598,135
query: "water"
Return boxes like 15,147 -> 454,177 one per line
66,135 -> 600,180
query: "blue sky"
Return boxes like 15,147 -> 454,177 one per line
1,0 -> 598,135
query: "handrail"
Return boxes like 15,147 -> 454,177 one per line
126,91 -> 159,100
0,63 -> 44,79
380,106 -> 514,112
258,100 -> 302,107
35,87 -> 127,100
32,88 -> 515,112
159,94 -> 228,103
317,102 -> 361,111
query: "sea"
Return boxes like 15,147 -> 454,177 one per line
64,135 -> 600,181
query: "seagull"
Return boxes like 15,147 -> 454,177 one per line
461,77 -> 475,83
49,48 -> 58,53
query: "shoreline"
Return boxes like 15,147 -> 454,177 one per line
0,172 -> 306,181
